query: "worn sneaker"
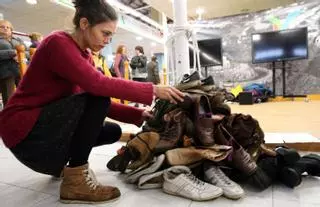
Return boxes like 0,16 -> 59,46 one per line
126,154 -> 165,184
163,166 -> 223,201
138,170 -> 164,189
203,162 -> 244,200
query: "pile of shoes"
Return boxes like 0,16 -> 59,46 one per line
107,71 -> 320,201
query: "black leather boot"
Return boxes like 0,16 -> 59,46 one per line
257,147 -> 301,188
280,153 -> 320,188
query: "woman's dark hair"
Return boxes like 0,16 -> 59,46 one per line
72,0 -> 118,28
135,46 -> 144,54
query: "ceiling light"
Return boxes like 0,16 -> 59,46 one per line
196,7 -> 205,20
151,42 -> 157,47
26,0 -> 37,5
196,7 -> 204,15
136,36 -> 143,41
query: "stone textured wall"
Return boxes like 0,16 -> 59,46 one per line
197,0 -> 320,95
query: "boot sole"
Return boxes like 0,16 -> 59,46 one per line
280,167 -> 302,188
60,196 -> 120,204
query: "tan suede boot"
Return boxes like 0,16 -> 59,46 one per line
127,132 -> 160,170
165,146 -> 232,166
60,164 -> 120,204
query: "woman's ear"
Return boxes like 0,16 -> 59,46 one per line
79,17 -> 90,30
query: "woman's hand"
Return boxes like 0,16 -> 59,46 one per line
153,85 -> 185,104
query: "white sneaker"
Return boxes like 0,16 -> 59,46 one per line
204,163 -> 244,200
126,154 -> 165,184
138,170 -> 164,189
163,166 -> 223,201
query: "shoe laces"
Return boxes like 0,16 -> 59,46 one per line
185,173 -> 205,187
213,167 -> 231,185
83,169 -> 99,190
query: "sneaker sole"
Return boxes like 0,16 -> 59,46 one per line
163,187 -> 223,201
223,192 -> 245,200
60,196 -> 120,204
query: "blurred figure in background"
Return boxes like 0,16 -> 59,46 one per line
0,20 -> 22,105
130,46 -> 147,107
113,45 -> 128,78
29,32 -> 43,49
130,45 -> 147,82
91,50 -> 112,77
147,56 -> 160,85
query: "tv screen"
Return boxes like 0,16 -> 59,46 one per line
252,27 -> 308,63
189,38 -> 223,67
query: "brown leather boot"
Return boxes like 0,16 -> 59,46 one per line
191,94 -> 215,146
154,109 -> 188,153
214,124 -> 257,176
60,164 -> 120,204
127,132 -> 160,170
230,139 -> 258,176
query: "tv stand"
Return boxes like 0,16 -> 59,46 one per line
272,61 -> 307,98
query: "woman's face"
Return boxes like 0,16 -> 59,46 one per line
81,19 -> 117,52
0,21 -> 13,39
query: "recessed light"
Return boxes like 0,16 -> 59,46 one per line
26,0 -> 37,5
136,36 -> 143,41
151,42 -> 156,47
196,7 -> 204,15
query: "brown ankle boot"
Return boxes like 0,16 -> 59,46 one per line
60,164 -> 120,204
190,94 -> 215,146
155,109 -> 188,153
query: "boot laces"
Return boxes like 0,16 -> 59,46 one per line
83,169 -> 99,190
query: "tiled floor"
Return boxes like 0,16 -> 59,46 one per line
1,140 -> 320,207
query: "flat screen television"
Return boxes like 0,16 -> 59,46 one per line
189,38 -> 223,67
252,27 -> 308,63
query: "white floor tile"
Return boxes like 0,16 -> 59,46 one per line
91,142 -> 125,156
190,184 -> 273,207
273,199 -> 320,207
265,133 -> 319,143
272,177 -> 320,204
32,196 -> 98,207
0,156 -> 39,184
0,183 -> 51,207
0,144 -> 14,158
1,140 -> 320,207
110,189 -> 192,207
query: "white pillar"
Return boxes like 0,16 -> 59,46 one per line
162,12 -> 169,85
172,0 -> 190,83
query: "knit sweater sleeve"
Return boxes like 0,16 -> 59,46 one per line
45,34 -> 153,105
108,102 -> 145,127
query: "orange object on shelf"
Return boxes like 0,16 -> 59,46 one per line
122,60 -> 129,105
29,48 -> 36,59
15,44 -> 27,77
162,68 -> 167,85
